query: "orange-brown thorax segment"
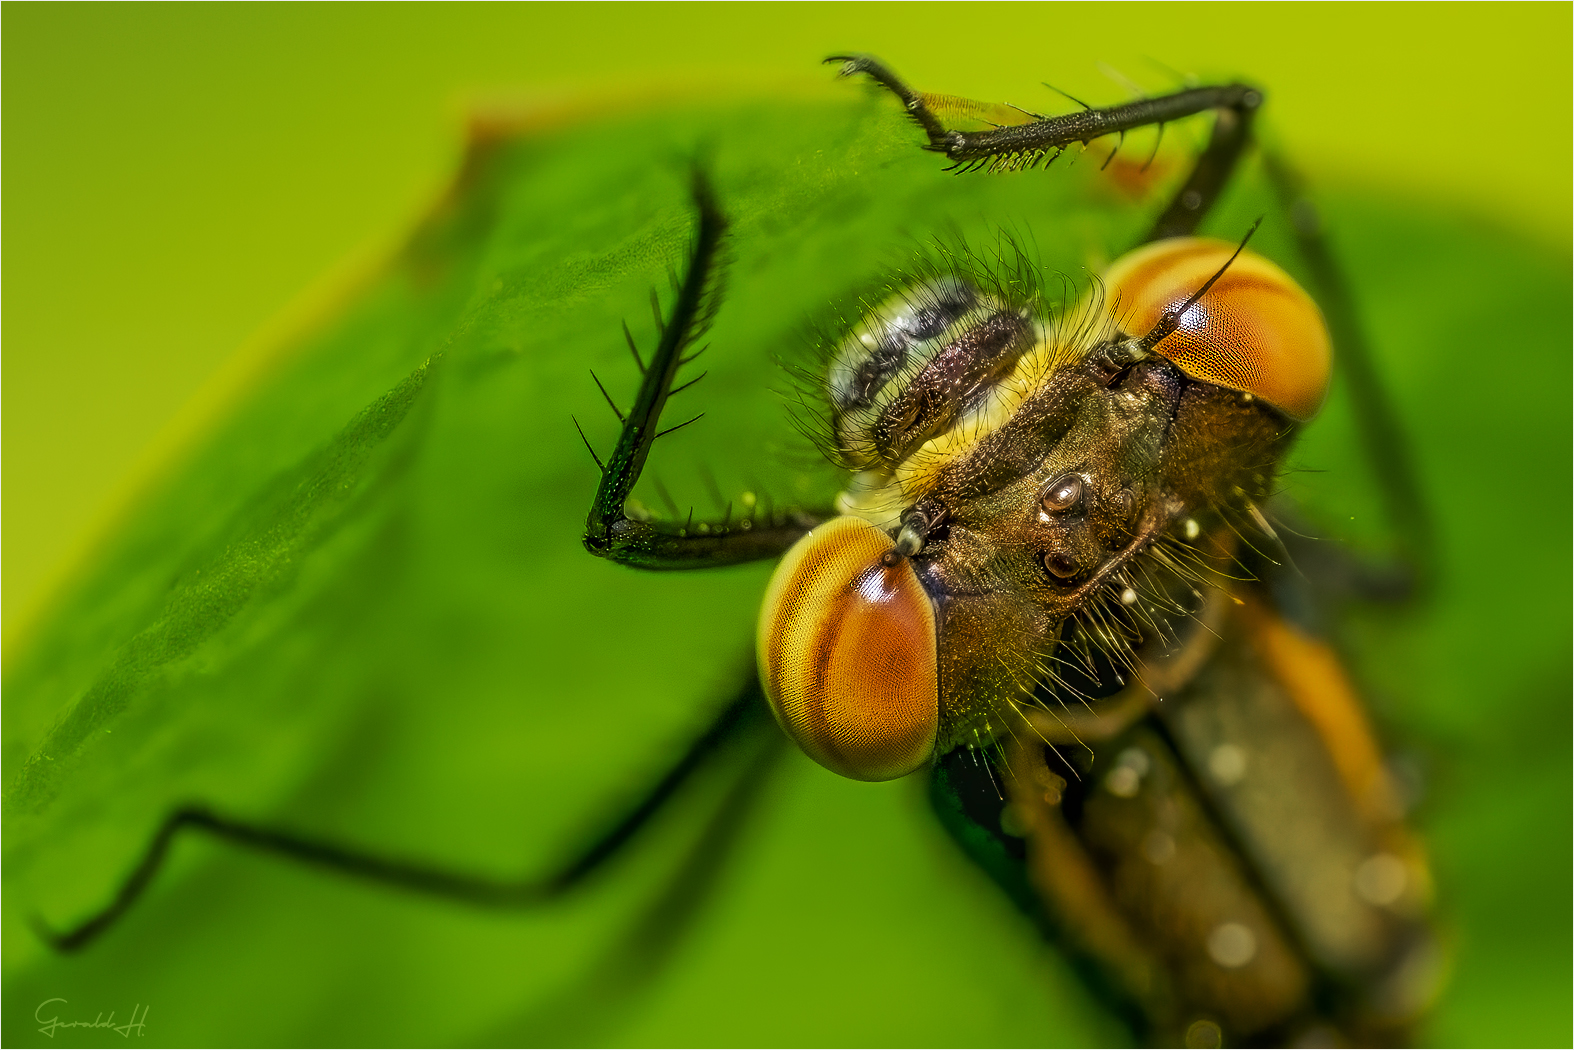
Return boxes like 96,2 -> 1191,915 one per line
757,516 -> 939,781
1104,238 -> 1331,421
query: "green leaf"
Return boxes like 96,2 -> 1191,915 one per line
4,89 -> 1568,1046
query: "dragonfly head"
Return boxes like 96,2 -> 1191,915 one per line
760,238 -> 1330,779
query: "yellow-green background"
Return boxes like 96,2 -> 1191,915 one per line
5,2 -> 1570,649
2,5 -> 1569,1047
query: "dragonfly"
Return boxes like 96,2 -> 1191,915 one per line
3,55 -> 1567,1046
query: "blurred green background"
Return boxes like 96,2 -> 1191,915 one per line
4,2 -> 1570,649
3,4 -> 1570,1048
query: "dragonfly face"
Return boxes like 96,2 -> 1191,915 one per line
761,237 -> 1329,781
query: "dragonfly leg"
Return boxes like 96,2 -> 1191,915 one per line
822,54 -> 952,147
581,171 -> 827,570
1142,96 -> 1258,242
828,53 -> 1260,181
486,715 -> 788,1043
1261,153 -> 1436,595
35,679 -> 774,952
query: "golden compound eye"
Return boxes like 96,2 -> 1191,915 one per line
757,516 -> 939,781
1041,473 -> 1084,514
1103,238 -> 1332,421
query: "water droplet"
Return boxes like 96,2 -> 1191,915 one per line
1117,747 -> 1150,776
1207,922 -> 1257,968
1185,1019 -> 1223,1049
1105,766 -> 1141,798
1354,852 -> 1409,906
1208,743 -> 1247,786
1142,829 -> 1176,864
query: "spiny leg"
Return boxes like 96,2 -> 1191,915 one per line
828,53 -> 1260,180
581,171 -> 826,570
35,680 -> 772,952
827,54 -> 1261,243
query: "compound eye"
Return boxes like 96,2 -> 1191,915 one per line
757,516 -> 939,781
1103,238 -> 1331,421
1042,474 -> 1084,514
